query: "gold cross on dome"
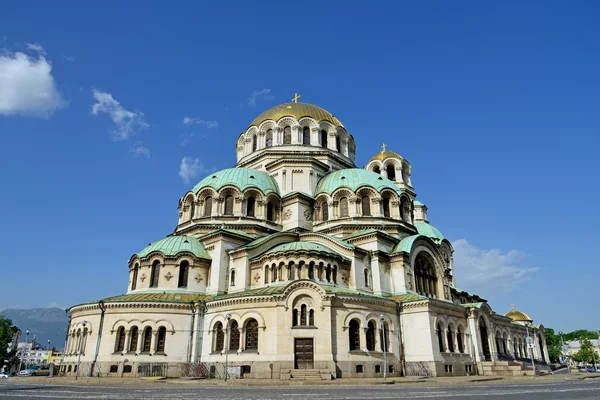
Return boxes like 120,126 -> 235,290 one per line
381,143 -> 387,152
511,304 -> 515,312
292,92 -> 301,103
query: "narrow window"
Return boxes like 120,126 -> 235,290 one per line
309,309 -> 314,326
224,195 -> 234,215
178,261 -> 189,288
156,327 -> 166,353
245,319 -> 258,350
247,196 -> 256,217
457,326 -> 464,353
150,260 -> 160,288
339,197 -> 349,217
189,200 -> 195,219
115,327 -> 126,352
387,165 -> 396,181
265,129 -> 273,147
142,327 -> 152,352
308,264 -> 314,280
131,265 -> 138,290
335,135 -> 340,151
383,198 -> 390,218
362,196 -> 371,216
366,321 -> 376,351
229,320 -> 240,350
320,130 -> 328,148
349,320 -> 360,351
364,269 -> 369,288
129,327 -> 138,352
447,326 -> 455,352
373,166 -> 381,174
283,126 -> 292,144
293,309 -> 298,327
214,322 -> 224,352
252,135 -> 257,151
204,196 -> 212,217
300,305 -> 307,326
437,323 -> 445,352
266,202 -> 274,221
230,270 -> 236,286
302,126 -> 310,145
321,202 -> 329,221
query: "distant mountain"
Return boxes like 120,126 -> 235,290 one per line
0,308 -> 69,349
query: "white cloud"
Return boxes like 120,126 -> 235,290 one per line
91,89 -> 148,141
0,51 -> 66,117
129,142 -> 150,159
26,43 -> 46,55
247,88 -> 273,107
179,156 -> 208,184
182,117 -> 218,128
452,239 -> 540,293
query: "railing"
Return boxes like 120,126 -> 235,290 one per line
137,363 -> 168,378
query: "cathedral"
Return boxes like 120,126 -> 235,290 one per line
63,99 -> 550,379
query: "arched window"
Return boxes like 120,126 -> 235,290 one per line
321,202 -> 329,221
309,309 -> 314,326
302,126 -> 310,145
142,327 -> 152,352
386,165 -> 396,181
283,126 -> 292,145
339,197 -> 349,218
156,327 -> 167,353
366,321 -> 376,351
300,305 -> 307,326
308,264 -> 314,280
349,319 -> 360,351
292,309 -> 298,327
178,261 -> 189,288
437,323 -> 445,352
214,322 -> 224,352
266,202 -> 274,221
457,326 -> 465,353
252,135 -> 257,151
247,196 -> 256,217
189,200 -> 195,219
224,195 -> 234,215
364,269 -> 369,288
204,196 -> 212,217
265,129 -> 273,147
131,264 -> 138,291
373,166 -> 381,174
382,198 -> 390,218
115,327 -> 126,352
129,327 -> 138,352
335,135 -> 341,151
230,270 -> 236,286
447,326 -> 455,352
229,320 -> 240,350
245,319 -> 258,350
400,197 -> 411,223
361,196 -> 371,216
414,252 -> 437,298
320,130 -> 328,148
150,260 -> 160,288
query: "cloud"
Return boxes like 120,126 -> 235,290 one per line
179,156 -> 208,184
91,89 -> 148,141
26,43 -> 46,55
452,239 -> 540,293
129,142 -> 150,159
182,117 -> 218,128
247,88 -> 273,107
0,51 -> 66,117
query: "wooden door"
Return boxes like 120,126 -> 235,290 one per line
294,338 -> 314,369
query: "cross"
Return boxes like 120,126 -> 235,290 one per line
292,92 -> 301,103
510,304 -> 515,312
381,143 -> 387,152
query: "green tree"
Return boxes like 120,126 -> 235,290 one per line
572,339 -> 599,364
544,328 -> 562,364
0,316 -> 19,357
563,330 -> 598,342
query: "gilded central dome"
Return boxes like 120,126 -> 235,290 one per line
250,103 -> 344,128
504,305 -> 533,322
368,150 -> 404,163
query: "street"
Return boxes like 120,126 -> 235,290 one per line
0,380 -> 599,400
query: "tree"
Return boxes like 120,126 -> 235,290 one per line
544,328 -> 562,364
572,339 -> 599,364
0,316 -> 18,357
563,330 -> 598,342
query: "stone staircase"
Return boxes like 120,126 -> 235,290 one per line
480,361 -> 536,376
280,369 -> 332,380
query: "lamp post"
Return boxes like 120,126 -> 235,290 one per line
558,331 -> 570,373
380,314 -> 387,382
224,314 -> 231,382
524,321 -> 535,377
75,320 -> 87,380
25,330 -> 30,343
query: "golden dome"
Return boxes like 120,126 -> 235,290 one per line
249,103 -> 344,128
369,150 -> 403,163
504,305 -> 533,322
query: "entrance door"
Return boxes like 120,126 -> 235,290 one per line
294,338 -> 314,369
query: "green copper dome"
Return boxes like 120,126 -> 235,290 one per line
136,235 -> 211,259
260,241 -> 341,258
192,168 -> 280,196
414,221 -> 445,241
315,169 -> 401,196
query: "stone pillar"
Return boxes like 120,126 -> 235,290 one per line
292,126 -> 301,144
311,127 -> 319,146
135,331 -> 143,354
150,331 -> 157,355
373,197 -> 383,217
328,132 -> 336,150
123,331 -> 131,354
467,313 -> 482,362
238,328 -> 244,353
360,328 -> 368,352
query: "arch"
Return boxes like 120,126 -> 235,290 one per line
129,326 -> 139,352
115,326 -> 126,353
214,321 -> 224,352
156,326 -> 167,352
400,196 -> 412,223
224,195 -> 234,215
320,130 -> 328,148
447,324 -> 455,352
335,135 -> 341,151
300,304 -> 307,325
373,165 -> 381,174
414,252 -> 437,297
322,202 -> 329,221
457,325 -> 465,353
230,269 -> 236,286
245,319 -> 259,350
252,134 -> 257,151
292,309 -> 298,327
386,164 -> 396,181
366,320 -> 376,351
150,260 -> 160,288
247,196 -> 256,217
142,327 -> 152,352
302,126 -> 310,145
309,309 -> 315,326
131,264 -> 138,291
479,317 -> 491,361
437,322 -> 445,352
283,126 -> 292,145
266,201 -> 274,221
229,320 -> 240,350
178,260 -> 189,288
349,319 -> 360,351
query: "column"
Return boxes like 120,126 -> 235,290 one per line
292,126 -> 301,144
123,330 -> 131,354
360,327 -> 368,351
135,331 -> 143,354
328,132 -> 336,150
150,331 -> 157,355
311,127 -> 319,146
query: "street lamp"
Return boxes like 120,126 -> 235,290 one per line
558,331 -> 570,373
75,320 -> 87,380
47,340 -> 51,351
380,314 -> 387,382
524,321 -> 535,377
25,330 -> 30,343
224,314 -> 231,382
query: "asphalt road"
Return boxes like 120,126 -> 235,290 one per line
0,380 -> 599,399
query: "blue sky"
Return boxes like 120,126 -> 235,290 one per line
0,1 -> 598,332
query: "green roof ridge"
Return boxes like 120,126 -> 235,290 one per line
315,168 -> 402,196
135,235 -> 211,260
191,168 -> 280,196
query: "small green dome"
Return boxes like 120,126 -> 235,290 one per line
192,168 -> 279,196
136,235 -> 211,259
392,234 -> 424,254
414,221 -> 444,241
414,200 -> 425,206
263,241 -> 340,258
315,169 -> 401,196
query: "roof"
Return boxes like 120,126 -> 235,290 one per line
249,102 -> 344,128
99,292 -> 213,304
414,200 -> 425,206
504,305 -> 533,322
191,168 -> 280,196
135,235 -> 211,260
391,234 -> 425,254
388,293 -> 428,302
368,150 -> 404,164
315,168 -> 402,196
260,241 -> 342,259
414,221 -> 445,241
